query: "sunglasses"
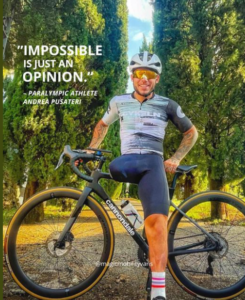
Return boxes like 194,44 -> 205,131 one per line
133,69 -> 158,80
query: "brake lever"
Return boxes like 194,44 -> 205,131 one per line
55,151 -> 65,170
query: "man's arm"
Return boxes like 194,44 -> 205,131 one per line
75,120 -> 109,166
89,119 -> 109,149
164,125 -> 198,173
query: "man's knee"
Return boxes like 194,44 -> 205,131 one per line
145,214 -> 168,237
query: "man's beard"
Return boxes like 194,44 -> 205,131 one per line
133,83 -> 154,97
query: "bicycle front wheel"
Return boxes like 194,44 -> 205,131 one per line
168,191 -> 245,299
4,187 -> 115,300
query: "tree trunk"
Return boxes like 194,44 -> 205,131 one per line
3,11 -> 14,60
61,199 -> 72,212
184,173 -> 195,199
209,177 -> 227,220
24,180 -> 44,223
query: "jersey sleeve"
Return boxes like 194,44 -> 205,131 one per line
102,97 -> 119,125
166,99 -> 193,133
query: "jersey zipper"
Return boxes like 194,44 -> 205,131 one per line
139,100 -> 147,152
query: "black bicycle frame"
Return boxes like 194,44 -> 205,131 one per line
56,169 -> 217,257
56,169 -> 148,254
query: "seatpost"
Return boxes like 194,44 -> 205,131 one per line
169,172 -> 182,200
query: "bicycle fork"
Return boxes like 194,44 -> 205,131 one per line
54,187 -> 92,249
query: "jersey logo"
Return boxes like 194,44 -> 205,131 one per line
121,111 -> 161,118
177,106 -> 185,118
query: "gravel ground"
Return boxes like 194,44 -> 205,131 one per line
3,200 -> 245,300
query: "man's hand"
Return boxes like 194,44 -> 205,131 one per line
74,119 -> 109,167
74,149 -> 94,167
164,126 -> 198,174
164,157 -> 180,174
74,159 -> 83,167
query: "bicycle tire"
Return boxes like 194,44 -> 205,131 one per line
4,187 -> 115,300
168,191 -> 245,299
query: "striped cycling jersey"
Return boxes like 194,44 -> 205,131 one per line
102,93 -> 193,156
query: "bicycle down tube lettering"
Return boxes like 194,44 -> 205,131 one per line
106,199 -> 135,236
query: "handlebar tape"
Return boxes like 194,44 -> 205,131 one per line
64,145 -> 94,182
70,157 -> 93,182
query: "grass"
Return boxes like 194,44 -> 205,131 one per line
3,202 -> 92,226
172,201 -> 245,226
3,208 -> 17,226
3,199 -> 245,227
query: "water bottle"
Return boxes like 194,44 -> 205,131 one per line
121,200 -> 144,229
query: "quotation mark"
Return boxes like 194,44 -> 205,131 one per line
84,71 -> 94,82
17,45 -> 24,50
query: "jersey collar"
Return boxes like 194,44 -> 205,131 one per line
131,91 -> 155,103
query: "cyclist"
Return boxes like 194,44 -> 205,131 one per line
81,51 -> 198,300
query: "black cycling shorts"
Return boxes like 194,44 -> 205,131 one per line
109,154 -> 169,219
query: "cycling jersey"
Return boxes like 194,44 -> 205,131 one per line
102,93 -> 193,156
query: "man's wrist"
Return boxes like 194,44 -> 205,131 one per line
171,156 -> 181,164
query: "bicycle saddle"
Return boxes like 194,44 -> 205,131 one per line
176,165 -> 197,174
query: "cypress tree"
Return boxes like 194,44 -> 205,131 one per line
3,0 -> 128,219
153,0 -> 245,201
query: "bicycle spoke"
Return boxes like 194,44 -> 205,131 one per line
72,224 -> 103,236
73,239 -> 104,244
175,223 -> 203,237
225,254 -> 241,279
69,252 -> 91,279
168,194 -> 245,298
220,210 -> 241,237
17,244 -> 46,259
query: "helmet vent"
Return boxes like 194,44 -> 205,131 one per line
139,53 -> 144,60
147,54 -> 153,61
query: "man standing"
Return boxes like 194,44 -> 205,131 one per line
86,51 -> 198,300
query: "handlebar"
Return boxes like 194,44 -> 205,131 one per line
57,145 -> 197,184
56,145 -> 109,182
66,146 -> 94,182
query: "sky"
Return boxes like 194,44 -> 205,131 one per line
126,0 -> 154,92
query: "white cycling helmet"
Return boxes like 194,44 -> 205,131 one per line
129,51 -> 162,74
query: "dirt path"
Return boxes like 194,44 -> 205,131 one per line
3,200 -> 245,300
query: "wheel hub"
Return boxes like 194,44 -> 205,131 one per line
207,232 -> 229,259
46,231 -> 73,257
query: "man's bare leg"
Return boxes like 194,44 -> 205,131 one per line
145,214 -> 168,299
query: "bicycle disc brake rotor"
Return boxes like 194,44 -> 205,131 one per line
206,232 -> 229,259
46,231 -> 73,257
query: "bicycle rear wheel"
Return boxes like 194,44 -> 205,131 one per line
168,191 -> 245,299
4,187 -> 114,299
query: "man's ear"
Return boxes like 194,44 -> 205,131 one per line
130,74 -> 134,82
156,75 -> 160,83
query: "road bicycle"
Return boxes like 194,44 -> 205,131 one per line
4,145 -> 245,300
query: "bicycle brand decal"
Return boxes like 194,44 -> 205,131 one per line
105,199 -> 135,236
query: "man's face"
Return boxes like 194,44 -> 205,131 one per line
131,68 -> 160,97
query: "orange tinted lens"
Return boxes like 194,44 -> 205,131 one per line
133,70 -> 157,79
